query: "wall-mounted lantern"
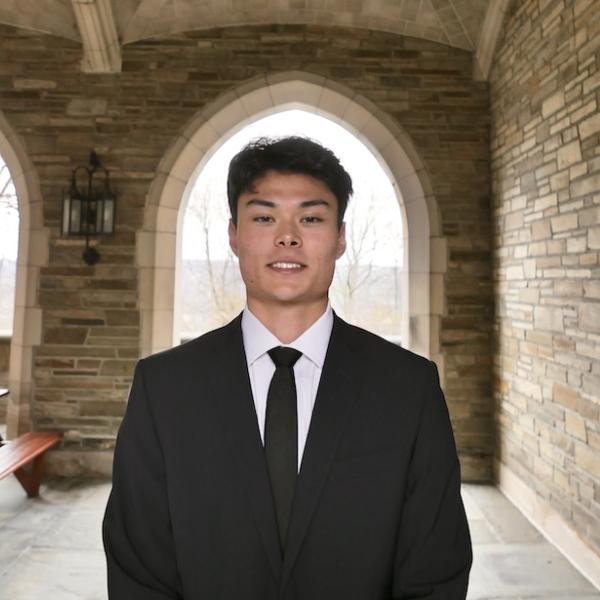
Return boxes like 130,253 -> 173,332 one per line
61,151 -> 116,266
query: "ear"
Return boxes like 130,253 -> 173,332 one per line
336,222 -> 346,259
228,219 -> 239,257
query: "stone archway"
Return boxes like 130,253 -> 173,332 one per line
0,112 -> 48,437
140,71 -> 447,373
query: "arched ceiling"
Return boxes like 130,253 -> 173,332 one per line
116,0 -> 489,51
0,0 -> 79,41
2,0 -> 488,50
0,0 -> 511,78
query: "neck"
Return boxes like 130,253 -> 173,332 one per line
247,298 -> 329,344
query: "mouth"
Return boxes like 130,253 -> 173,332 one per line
268,261 -> 306,273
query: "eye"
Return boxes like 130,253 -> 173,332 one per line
302,215 -> 323,223
253,215 -> 274,223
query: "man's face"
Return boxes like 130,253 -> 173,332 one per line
228,170 -> 346,313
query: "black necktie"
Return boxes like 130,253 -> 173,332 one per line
265,346 -> 302,551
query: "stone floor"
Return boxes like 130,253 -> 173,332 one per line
0,475 -> 598,599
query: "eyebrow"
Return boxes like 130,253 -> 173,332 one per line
245,198 -> 332,209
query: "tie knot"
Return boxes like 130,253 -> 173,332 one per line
268,346 -> 302,369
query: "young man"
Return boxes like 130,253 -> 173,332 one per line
103,137 -> 472,599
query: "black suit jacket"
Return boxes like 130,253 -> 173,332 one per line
103,313 -> 472,599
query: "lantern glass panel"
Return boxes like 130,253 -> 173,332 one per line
95,198 -> 103,233
103,197 -> 115,234
70,197 -> 82,234
62,193 -> 71,235
86,200 -> 97,235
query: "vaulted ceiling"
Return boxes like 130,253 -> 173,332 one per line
0,0 -> 511,78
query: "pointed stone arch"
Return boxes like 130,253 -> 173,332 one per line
140,71 -> 447,372
0,112 -> 48,437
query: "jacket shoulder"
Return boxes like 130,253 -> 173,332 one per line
138,316 -> 239,372
337,317 -> 433,374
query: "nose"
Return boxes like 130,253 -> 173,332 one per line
275,234 -> 300,247
275,225 -> 301,248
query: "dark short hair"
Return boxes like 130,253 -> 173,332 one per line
227,136 -> 353,228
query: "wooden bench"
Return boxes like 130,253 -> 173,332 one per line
0,431 -> 62,497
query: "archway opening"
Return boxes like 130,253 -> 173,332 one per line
143,73 -> 440,361
0,156 -> 18,335
178,109 -> 406,343
0,153 -> 19,427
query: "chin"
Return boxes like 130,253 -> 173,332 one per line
270,294 -> 306,305
258,290 -> 308,305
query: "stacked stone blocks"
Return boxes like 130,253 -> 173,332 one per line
491,0 -> 600,553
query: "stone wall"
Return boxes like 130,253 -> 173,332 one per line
490,0 -> 600,555
0,23 -> 492,478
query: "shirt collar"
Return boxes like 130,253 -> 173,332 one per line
241,301 -> 334,368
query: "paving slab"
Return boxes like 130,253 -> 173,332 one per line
463,484 -> 599,600
0,477 -> 598,599
0,547 -> 107,600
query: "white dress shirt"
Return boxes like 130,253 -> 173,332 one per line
241,302 -> 334,473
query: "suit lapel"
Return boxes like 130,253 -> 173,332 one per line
211,314 -> 283,582
279,315 -> 358,594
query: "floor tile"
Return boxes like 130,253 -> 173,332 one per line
0,547 -> 107,600
465,484 -> 544,544
0,478 -> 598,599
468,542 -> 598,598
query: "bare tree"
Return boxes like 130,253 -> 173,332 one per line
332,191 -> 381,320
183,184 -> 243,333
0,162 -> 19,264
0,161 -> 19,333
0,164 -> 18,213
